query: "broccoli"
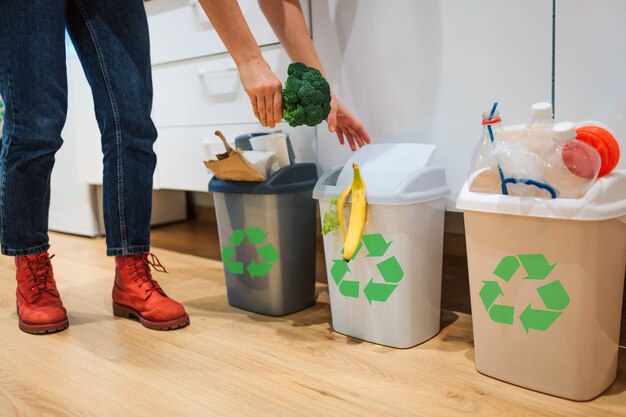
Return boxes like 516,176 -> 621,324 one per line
282,62 -> 331,127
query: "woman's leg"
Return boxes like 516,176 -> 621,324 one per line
0,1 -> 68,255
66,0 -> 189,330
66,0 -> 157,256
0,1 -> 70,334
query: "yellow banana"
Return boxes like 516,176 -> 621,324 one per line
337,184 -> 351,243
342,163 -> 367,262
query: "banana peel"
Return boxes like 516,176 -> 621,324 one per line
339,163 -> 367,262
337,184 -> 351,242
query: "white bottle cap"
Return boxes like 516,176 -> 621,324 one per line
553,121 -> 576,142
531,102 -> 553,119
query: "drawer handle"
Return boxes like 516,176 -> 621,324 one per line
198,67 -> 240,97
198,67 -> 238,77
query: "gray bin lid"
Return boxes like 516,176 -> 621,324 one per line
313,143 -> 450,205
209,163 -> 318,195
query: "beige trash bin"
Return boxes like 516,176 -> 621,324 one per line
457,171 -> 626,401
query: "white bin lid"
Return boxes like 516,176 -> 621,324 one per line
457,170 -> 626,222
313,143 -> 449,205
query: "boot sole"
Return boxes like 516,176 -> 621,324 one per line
18,317 -> 69,335
16,304 -> 69,335
112,301 -> 190,331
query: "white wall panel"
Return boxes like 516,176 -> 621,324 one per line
313,0 -> 552,208
555,0 -> 626,171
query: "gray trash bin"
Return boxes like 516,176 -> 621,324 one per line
208,163 -> 318,316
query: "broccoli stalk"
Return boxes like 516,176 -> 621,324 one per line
282,62 -> 331,127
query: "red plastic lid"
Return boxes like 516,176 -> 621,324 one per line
576,125 -> 620,177
481,116 -> 502,125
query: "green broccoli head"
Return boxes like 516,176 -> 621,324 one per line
287,62 -> 308,78
282,62 -> 331,127
284,103 -> 306,127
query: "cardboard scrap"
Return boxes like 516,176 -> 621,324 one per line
204,131 -> 266,182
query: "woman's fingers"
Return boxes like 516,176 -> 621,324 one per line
336,128 -> 345,145
265,94 -> 275,128
354,121 -> 371,144
273,89 -> 283,125
257,94 -> 267,126
344,129 -> 357,151
249,94 -> 260,121
238,57 -> 283,127
346,126 -> 365,148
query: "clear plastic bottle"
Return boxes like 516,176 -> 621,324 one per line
542,122 -> 601,198
524,102 -> 554,154
469,110 -> 506,194
488,108 -> 546,196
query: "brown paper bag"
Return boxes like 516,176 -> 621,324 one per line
204,131 -> 266,182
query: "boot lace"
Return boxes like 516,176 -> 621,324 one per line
128,253 -> 168,297
26,253 -> 57,298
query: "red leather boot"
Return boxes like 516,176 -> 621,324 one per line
112,253 -> 189,330
15,252 -> 69,334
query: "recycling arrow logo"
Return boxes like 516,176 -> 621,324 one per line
331,233 -> 404,304
480,254 -> 570,333
221,227 -> 279,279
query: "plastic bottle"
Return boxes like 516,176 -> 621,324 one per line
542,122 -> 601,198
469,110 -> 506,194
470,109 -> 547,196
488,107 -> 548,196
524,102 -> 554,154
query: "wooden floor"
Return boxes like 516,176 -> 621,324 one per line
0,232 -> 624,417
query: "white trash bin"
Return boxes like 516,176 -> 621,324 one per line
457,171 -> 626,400
313,144 -> 449,348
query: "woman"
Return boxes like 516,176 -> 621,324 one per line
0,0 -> 368,335
0,1 -> 189,334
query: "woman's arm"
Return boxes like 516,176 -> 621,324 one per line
198,0 -> 283,128
258,0 -> 371,150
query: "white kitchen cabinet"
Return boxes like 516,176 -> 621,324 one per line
152,44 -> 291,127
145,0 -> 310,65
312,0 -> 553,208
555,0 -> 626,171
51,107 -> 102,236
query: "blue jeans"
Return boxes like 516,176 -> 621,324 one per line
0,0 -> 157,256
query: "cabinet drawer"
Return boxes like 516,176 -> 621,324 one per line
156,122 -> 316,192
152,44 -> 291,127
146,0 -> 309,65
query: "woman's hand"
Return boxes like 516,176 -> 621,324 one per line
238,57 -> 283,128
327,94 -> 371,151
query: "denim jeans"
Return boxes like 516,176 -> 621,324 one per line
0,0 -> 157,256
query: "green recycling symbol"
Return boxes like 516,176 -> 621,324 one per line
221,227 -> 279,279
331,233 -> 404,304
480,254 -> 570,333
